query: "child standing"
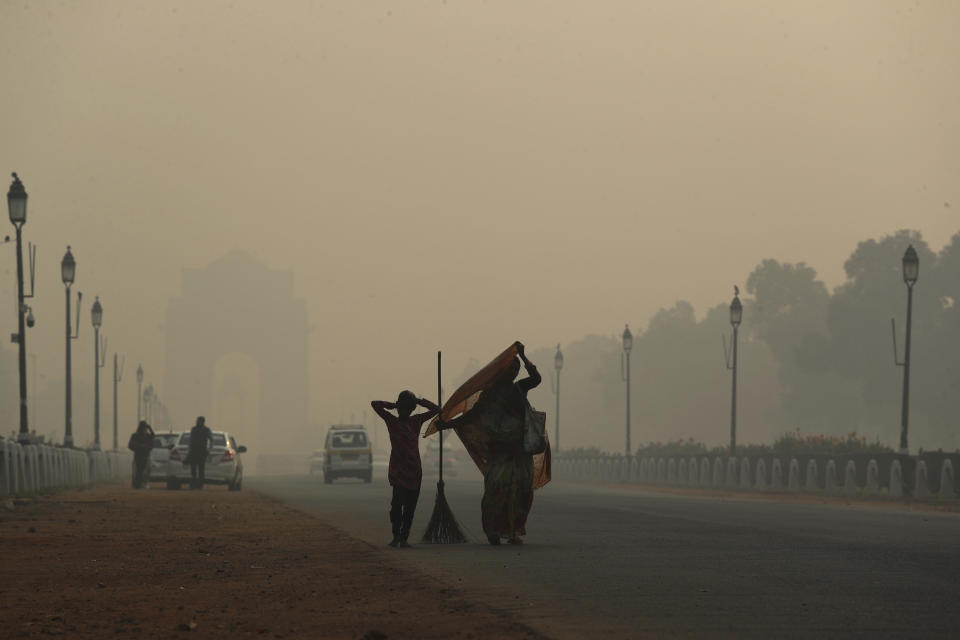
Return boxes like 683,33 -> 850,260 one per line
371,390 -> 440,547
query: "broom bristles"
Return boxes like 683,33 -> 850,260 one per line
421,481 -> 466,544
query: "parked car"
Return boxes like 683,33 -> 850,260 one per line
323,424 -> 372,483
148,432 -> 180,483
166,430 -> 247,490
309,450 -> 324,475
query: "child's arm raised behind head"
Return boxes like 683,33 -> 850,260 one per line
416,397 -> 440,413
370,400 -> 397,423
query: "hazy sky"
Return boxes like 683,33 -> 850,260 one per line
0,1 -> 956,443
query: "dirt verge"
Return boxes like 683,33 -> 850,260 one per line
0,485 -> 544,639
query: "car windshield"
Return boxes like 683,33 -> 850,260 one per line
178,433 -> 227,447
152,434 -> 178,448
330,432 -> 367,448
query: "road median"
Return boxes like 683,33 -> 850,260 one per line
599,481 -> 960,513
0,484 -> 543,639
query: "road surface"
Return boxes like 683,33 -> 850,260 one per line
249,473 -> 960,638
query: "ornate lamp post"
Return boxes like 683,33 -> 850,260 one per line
898,245 -> 919,453
61,246 -> 81,448
8,173 -> 35,443
727,288 -> 743,456
552,344 -> 563,452
136,364 -> 144,422
113,353 -> 124,450
144,384 -> 154,423
621,325 -> 633,456
91,297 -> 105,451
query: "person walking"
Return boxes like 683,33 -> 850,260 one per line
371,391 -> 440,547
128,420 -> 155,489
436,342 -> 544,545
187,416 -> 213,490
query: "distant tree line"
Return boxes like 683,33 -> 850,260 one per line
522,229 -> 960,454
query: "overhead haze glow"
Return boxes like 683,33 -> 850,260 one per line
0,2 -> 956,452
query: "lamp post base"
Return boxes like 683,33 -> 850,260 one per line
64,435 -> 74,449
17,432 -> 31,444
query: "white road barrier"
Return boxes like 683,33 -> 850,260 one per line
553,451 -> 959,500
0,438 -> 131,497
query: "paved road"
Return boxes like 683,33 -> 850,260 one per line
249,473 -> 960,638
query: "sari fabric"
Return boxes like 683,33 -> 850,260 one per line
425,344 -> 551,539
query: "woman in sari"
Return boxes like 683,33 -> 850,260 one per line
437,342 -> 542,545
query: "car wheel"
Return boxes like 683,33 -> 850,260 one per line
228,475 -> 241,491
364,471 -> 372,483
166,480 -> 180,491
324,473 -> 333,484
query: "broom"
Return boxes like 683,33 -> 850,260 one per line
421,350 -> 466,544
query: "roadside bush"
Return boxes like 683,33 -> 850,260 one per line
634,438 -> 712,458
771,429 -> 894,456
561,446 -> 604,459
612,431 -> 896,459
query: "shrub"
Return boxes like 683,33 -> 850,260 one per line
771,429 -> 894,455
569,431 -> 896,459
634,438 -> 709,458
561,446 -> 604,459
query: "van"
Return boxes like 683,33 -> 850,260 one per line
323,424 -> 372,483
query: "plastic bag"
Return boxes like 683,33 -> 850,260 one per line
523,406 -> 547,455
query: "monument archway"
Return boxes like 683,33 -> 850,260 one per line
164,251 -> 308,455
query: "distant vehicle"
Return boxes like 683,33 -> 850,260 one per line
323,424 -> 372,484
422,438 -> 458,478
166,430 -> 247,490
309,450 -> 324,475
148,432 -> 180,483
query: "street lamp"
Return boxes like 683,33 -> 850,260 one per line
8,173 -> 35,443
621,324 -> 633,456
136,364 -> 144,422
91,297 -> 106,451
113,353 -> 124,450
152,392 -> 161,429
726,287 -> 743,456
898,245 -> 919,453
552,343 -> 563,452
62,246 -> 81,448
143,384 -> 154,423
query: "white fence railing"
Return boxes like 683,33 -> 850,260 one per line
0,439 -> 133,497
552,453 -> 959,500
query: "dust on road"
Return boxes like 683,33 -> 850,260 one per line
0,485 -> 544,639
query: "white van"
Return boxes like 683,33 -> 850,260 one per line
323,424 -> 372,483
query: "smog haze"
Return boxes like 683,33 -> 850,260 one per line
0,1 -> 957,453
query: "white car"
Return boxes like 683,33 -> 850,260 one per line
309,450 -> 324,475
323,425 -> 372,483
166,430 -> 247,490
149,432 -> 180,482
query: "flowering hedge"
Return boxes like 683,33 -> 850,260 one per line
633,438 -> 720,458
560,446 -> 605,459
627,431 -> 894,458
768,429 -> 893,455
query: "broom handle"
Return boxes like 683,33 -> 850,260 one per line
438,350 -> 443,484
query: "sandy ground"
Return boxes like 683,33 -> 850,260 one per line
0,484 -> 544,640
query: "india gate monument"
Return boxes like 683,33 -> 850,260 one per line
164,251 -> 309,457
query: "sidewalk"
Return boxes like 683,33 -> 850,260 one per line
0,485 -> 544,639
